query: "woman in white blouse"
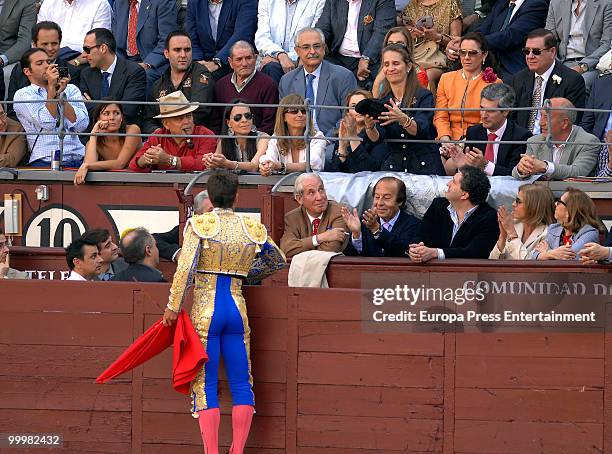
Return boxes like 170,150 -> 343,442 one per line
489,184 -> 555,260
259,94 -> 326,175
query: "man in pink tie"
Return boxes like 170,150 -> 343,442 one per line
280,173 -> 349,258
448,83 -> 532,176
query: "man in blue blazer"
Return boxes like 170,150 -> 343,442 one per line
581,73 -> 612,175
343,176 -> 421,257
186,0 -> 257,80
446,0 -> 548,81
279,27 -> 357,137
111,0 -> 178,90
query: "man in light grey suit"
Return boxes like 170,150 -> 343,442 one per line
512,97 -> 600,180
279,27 -> 357,138
0,0 -> 37,99
545,0 -> 612,92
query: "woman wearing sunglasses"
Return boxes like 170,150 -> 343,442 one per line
434,32 -> 501,144
532,187 -> 604,260
490,184 -> 554,260
204,100 -> 269,173
74,100 -> 142,185
258,94 -> 326,175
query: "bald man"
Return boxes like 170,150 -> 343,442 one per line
512,97 -> 600,180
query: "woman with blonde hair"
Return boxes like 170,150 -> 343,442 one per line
258,94 -> 326,175
490,184 -> 554,259
533,187 -> 605,260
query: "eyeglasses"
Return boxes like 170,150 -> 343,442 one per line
555,199 -> 567,207
82,44 -> 102,54
296,43 -> 324,51
232,112 -> 253,122
387,41 -> 407,47
285,108 -> 307,115
521,47 -> 552,56
459,49 -> 482,58
514,197 -> 522,204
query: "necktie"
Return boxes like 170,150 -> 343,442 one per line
101,71 -> 110,98
127,0 -> 139,56
101,272 -> 113,281
500,1 -> 515,30
312,218 -> 320,235
527,75 -> 543,131
305,74 -> 315,105
484,132 -> 496,162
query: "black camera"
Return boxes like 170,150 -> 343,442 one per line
58,66 -> 69,79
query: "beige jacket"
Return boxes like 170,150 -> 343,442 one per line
489,223 -> 548,260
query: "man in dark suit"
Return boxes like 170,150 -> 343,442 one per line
280,173 -> 349,258
111,0 -> 178,90
0,0 -> 37,99
452,83 -> 532,176
279,27 -> 357,137
80,28 -> 146,126
342,176 -> 420,257
6,21 -> 80,119
316,0 -> 396,87
153,190 -> 213,262
185,0 -> 257,81
446,0 -> 548,80
512,28 -> 586,133
409,166 -> 499,261
112,227 -> 166,282
581,73 -> 612,176
81,228 -> 129,281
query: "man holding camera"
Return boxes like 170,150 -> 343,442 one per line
14,47 -> 88,167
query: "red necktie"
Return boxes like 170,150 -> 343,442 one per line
484,132 -> 496,162
127,0 -> 139,56
312,218 -> 320,235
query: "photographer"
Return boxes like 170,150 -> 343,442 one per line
13,47 -> 89,168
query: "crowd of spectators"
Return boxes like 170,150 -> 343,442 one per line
0,0 -> 612,272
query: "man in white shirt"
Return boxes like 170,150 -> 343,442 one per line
38,0 -> 112,60
512,97 -> 600,180
64,235 -> 104,281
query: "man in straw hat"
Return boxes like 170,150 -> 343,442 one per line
129,90 -> 216,172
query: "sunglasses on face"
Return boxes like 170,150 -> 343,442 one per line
514,197 -> 522,204
285,108 -> 307,115
522,47 -> 552,56
555,199 -> 567,207
232,112 -> 253,122
82,44 -> 102,54
459,49 -> 482,58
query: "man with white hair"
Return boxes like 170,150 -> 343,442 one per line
280,173 -> 348,258
512,97 -> 600,180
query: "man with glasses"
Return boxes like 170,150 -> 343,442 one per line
279,27 -> 357,137
512,97 -> 599,180
79,27 -> 146,126
212,41 -> 278,134
129,90 -> 216,172
511,28 -> 586,133
14,48 -> 89,168
143,31 -> 215,135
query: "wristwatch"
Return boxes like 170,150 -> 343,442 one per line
171,156 -> 178,167
212,57 -> 222,68
579,63 -> 589,72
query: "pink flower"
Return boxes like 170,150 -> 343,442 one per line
482,67 -> 498,83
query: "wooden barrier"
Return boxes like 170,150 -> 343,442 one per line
1,262 -> 611,453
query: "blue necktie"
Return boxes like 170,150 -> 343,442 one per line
101,71 -> 110,98
101,272 -> 113,281
500,1 -> 515,30
305,73 -> 315,105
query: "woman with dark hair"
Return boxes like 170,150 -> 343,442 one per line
490,184 -> 555,259
204,100 -> 269,173
434,32 -> 500,143
367,44 -> 444,175
532,187 -> 604,260
258,94 -> 326,175
74,100 -> 141,185
326,89 -> 388,173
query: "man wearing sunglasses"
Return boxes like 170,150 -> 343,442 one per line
79,27 -> 146,126
511,28 -> 586,133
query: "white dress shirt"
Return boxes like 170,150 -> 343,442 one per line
544,126 -> 575,177
306,211 -> 324,246
38,0 -> 112,53
102,56 -> 118,86
259,131 -> 327,171
508,0 -> 525,23
483,119 -> 508,176
339,0 -> 362,58
66,270 -> 87,281
532,62 -> 556,135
